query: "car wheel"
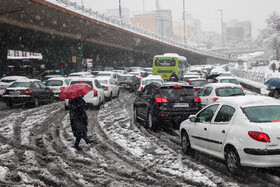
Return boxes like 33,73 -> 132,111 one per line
33,97 -> 39,107
97,101 -> 101,110
65,104 -> 69,110
225,148 -> 241,174
116,90 -> 120,98
147,112 -> 157,131
49,96 -> 54,103
7,101 -> 13,108
109,92 -> 112,101
181,131 -> 192,155
133,107 -> 139,122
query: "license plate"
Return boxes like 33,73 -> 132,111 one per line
10,91 -> 20,96
174,103 -> 189,107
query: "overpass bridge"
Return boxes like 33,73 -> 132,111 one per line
0,0 -> 233,74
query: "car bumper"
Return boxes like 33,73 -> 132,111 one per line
2,95 -> 32,103
239,148 -> 280,167
156,110 -> 199,123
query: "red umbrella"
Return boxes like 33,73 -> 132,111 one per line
59,83 -> 92,100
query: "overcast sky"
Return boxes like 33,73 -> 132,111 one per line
76,0 -> 280,38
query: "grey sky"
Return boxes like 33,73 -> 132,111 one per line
78,0 -> 280,38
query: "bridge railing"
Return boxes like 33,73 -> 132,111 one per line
47,0 -> 232,60
230,68 -> 266,84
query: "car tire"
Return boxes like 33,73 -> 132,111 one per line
33,97 -> 39,107
7,101 -> 13,108
116,90 -> 120,98
225,147 -> 241,174
146,112 -> 157,131
97,101 -> 101,110
65,104 -> 69,110
49,96 -> 54,103
133,107 -> 139,122
109,92 -> 112,101
181,131 -> 192,155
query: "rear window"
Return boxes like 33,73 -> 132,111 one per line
220,79 -> 239,84
98,73 -> 111,77
215,87 -> 244,96
119,76 -> 133,81
10,82 -> 31,88
45,80 -> 63,86
242,106 -> 280,123
159,86 -> 194,97
70,81 -> 93,88
189,80 -> 207,87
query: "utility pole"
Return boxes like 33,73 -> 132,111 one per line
216,9 -> 224,48
183,0 -> 186,43
119,0 -> 122,20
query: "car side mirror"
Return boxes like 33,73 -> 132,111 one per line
189,115 -> 197,122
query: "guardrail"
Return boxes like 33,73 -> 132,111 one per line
230,68 -> 266,84
46,0 -> 232,61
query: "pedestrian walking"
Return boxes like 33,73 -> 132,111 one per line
69,96 -> 93,150
272,62 -> 276,72
169,71 -> 179,82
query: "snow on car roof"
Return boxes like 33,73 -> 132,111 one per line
206,83 -> 242,88
216,76 -> 237,80
217,95 -> 280,108
96,76 -> 113,81
47,77 -> 68,80
1,76 -> 29,80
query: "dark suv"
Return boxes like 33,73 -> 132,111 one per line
118,74 -> 140,92
133,82 -> 202,131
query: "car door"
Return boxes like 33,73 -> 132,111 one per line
189,104 -> 219,149
207,105 -> 236,152
198,86 -> 213,106
135,84 -> 151,119
33,82 -> 44,101
39,82 -> 51,101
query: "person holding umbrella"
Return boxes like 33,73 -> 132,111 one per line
60,83 -> 94,151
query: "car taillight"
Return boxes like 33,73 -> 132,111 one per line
173,86 -> 182,88
155,98 -> 168,103
24,90 -> 31,95
137,77 -> 141,80
194,97 -> 201,102
3,90 -> 7,95
158,114 -> 168,117
248,131 -> 270,143
212,97 -> 219,102
60,87 -> 65,90
141,87 -> 144,91
93,89 -> 98,97
104,86 -> 108,91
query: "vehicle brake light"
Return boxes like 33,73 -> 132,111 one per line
248,131 -> 270,143
93,89 -> 98,97
137,77 -> 141,80
155,98 -> 168,103
194,97 -> 201,102
24,90 -> 31,95
158,114 -> 168,117
212,97 -> 219,102
60,86 -> 65,90
3,90 -> 7,95
241,88 -> 244,91
141,87 -> 144,91
104,86 -> 108,91
173,86 -> 182,88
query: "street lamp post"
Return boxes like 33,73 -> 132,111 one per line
216,9 -> 224,48
183,0 -> 186,43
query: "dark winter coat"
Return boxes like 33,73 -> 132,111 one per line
69,97 -> 88,138
169,72 -> 179,82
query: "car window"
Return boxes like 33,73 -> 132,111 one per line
34,82 -> 41,89
214,105 -> 236,123
215,87 -> 244,96
39,82 -> 47,89
196,104 -> 219,122
95,80 -> 102,88
146,85 -> 158,95
242,106 -> 280,123
10,82 -> 31,88
141,85 -> 150,96
204,87 -> 213,96
65,79 -> 69,85
197,87 -> 207,96
46,80 -> 63,86
189,80 -> 207,86
159,86 -> 194,97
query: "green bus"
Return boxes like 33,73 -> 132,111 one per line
153,53 -> 187,80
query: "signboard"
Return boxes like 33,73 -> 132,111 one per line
72,56 -> 76,63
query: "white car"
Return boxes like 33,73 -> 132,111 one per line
68,72 -> 92,79
65,77 -> 105,110
214,76 -> 240,85
45,77 -> 70,98
197,83 -> 245,107
138,75 -> 163,91
0,76 -> 29,97
180,95 -> 280,173
182,74 -> 200,82
97,71 -> 119,82
96,77 -> 119,100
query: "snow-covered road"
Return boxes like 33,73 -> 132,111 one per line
0,90 -> 280,186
